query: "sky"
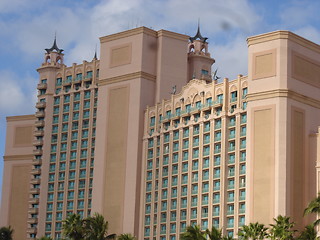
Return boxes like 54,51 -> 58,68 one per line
1,0 -> 320,201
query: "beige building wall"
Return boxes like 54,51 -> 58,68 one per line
140,77 -> 248,238
0,115 -> 35,240
93,27 -> 189,236
246,31 -> 320,229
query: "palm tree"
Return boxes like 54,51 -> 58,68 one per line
222,236 -> 234,240
180,225 -> 206,240
0,226 -> 14,240
304,193 -> 320,226
206,226 -> 223,240
117,233 -> 136,240
269,215 -> 296,240
62,213 -> 85,240
238,222 -> 268,240
296,224 -> 319,240
83,213 -> 116,240
38,236 -> 53,240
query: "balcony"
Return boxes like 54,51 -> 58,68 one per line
37,83 -> 47,90
227,223 -> 234,228
239,208 -> 245,214
34,130 -> 44,137
35,120 -> 45,127
27,227 -> 37,234
213,198 -> 220,204
228,146 -> 235,152
203,151 -> 210,157
33,139 -> 43,146
202,212 -> 208,218
62,80 -> 72,86
202,200 -> 208,205
33,149 -> 43,155
227,210 -> 234,215
28,198 -> 39,204
30,178 -> 41,185
202,188 -> 209,193
29,207 -> 39,214
213,185 -> 220,191
213,212 -> 219,217
230,97 -> 237,103
170,216 -> 177,221
31,168 -> 41,175
36,102 -> 46,109
35,111 -> 45,118
214,149 -> 221,154
27,217 -> 38,224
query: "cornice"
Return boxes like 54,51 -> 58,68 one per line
6,114 -> 36,122
247,89 -> 320,109
247,30 -> 320,54
4,154 -> 34,161
157,29 -> 189,42
98,71 -> 156,86
100,27 -> 157,43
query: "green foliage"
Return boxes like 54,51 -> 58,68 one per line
304,193 -> 320,226
296,224 -> 319,240
62,213 -> 116,240
238,222 -> 268,240
62,213 -> 85,240
83,213 -> 116,240
0,226 -> 14,240
205,226 -> 223,240
38,236 -> 53,240
180,225 -> 207,240
117,233 -> 137,240
269,215 -> 296,240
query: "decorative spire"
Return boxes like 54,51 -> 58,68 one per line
189,19 -> 208,43
45,33 -> 64,54
93,44 -> 97,60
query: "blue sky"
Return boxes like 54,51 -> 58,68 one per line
1,0 -> 320,201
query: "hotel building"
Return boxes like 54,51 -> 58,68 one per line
1,26 -> 320,239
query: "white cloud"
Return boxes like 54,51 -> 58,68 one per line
212,35 -> 248,80
0,70 -> 37,116
280,0 -> 320,28
0,0 -> 43,13
0,0 -> 261,64
294,26 -> 320,44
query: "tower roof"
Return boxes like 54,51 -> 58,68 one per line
45,35 -> 64,54
189,23 -> 208,43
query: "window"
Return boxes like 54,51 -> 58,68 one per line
185,104 -> 191,112
201,69 -> 209,75
56,78 -> 62,86
242,87 -> 248,97
66,75 -> 72,82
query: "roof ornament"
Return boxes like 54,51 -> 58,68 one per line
213,68 -> 220,81
93,44 -> 98,60
189,19 -> 208,43
170,85 -> 177,95
45,32 -> 64,54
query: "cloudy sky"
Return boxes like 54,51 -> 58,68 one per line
1,0 -> 320,199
